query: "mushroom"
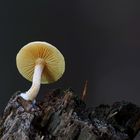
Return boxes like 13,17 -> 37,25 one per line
16,41 -> 65,101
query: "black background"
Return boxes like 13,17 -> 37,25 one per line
0,0 -> 140,139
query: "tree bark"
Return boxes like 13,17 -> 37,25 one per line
0,89 -> 140,140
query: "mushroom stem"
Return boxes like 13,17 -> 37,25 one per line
20,64 -> 44,101
26,64 -> 44,100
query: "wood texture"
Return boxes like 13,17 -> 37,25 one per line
0,89 -> 140,140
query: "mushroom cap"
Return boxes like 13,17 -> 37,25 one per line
16,41 -> 65,84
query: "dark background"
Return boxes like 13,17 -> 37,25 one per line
0,0 -> 140,139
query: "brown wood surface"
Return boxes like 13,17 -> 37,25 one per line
0,89 -> 140,140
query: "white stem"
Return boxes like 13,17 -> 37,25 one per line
20,64 -> 44,101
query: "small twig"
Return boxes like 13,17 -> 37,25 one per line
107,111 -> 118,120
81,80 -> 88,101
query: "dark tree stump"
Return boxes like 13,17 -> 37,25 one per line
0,89 -> 140,140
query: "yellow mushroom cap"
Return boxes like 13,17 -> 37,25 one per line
16,41 -> 65,84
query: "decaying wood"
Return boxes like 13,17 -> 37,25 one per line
0,89 -> 140,140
